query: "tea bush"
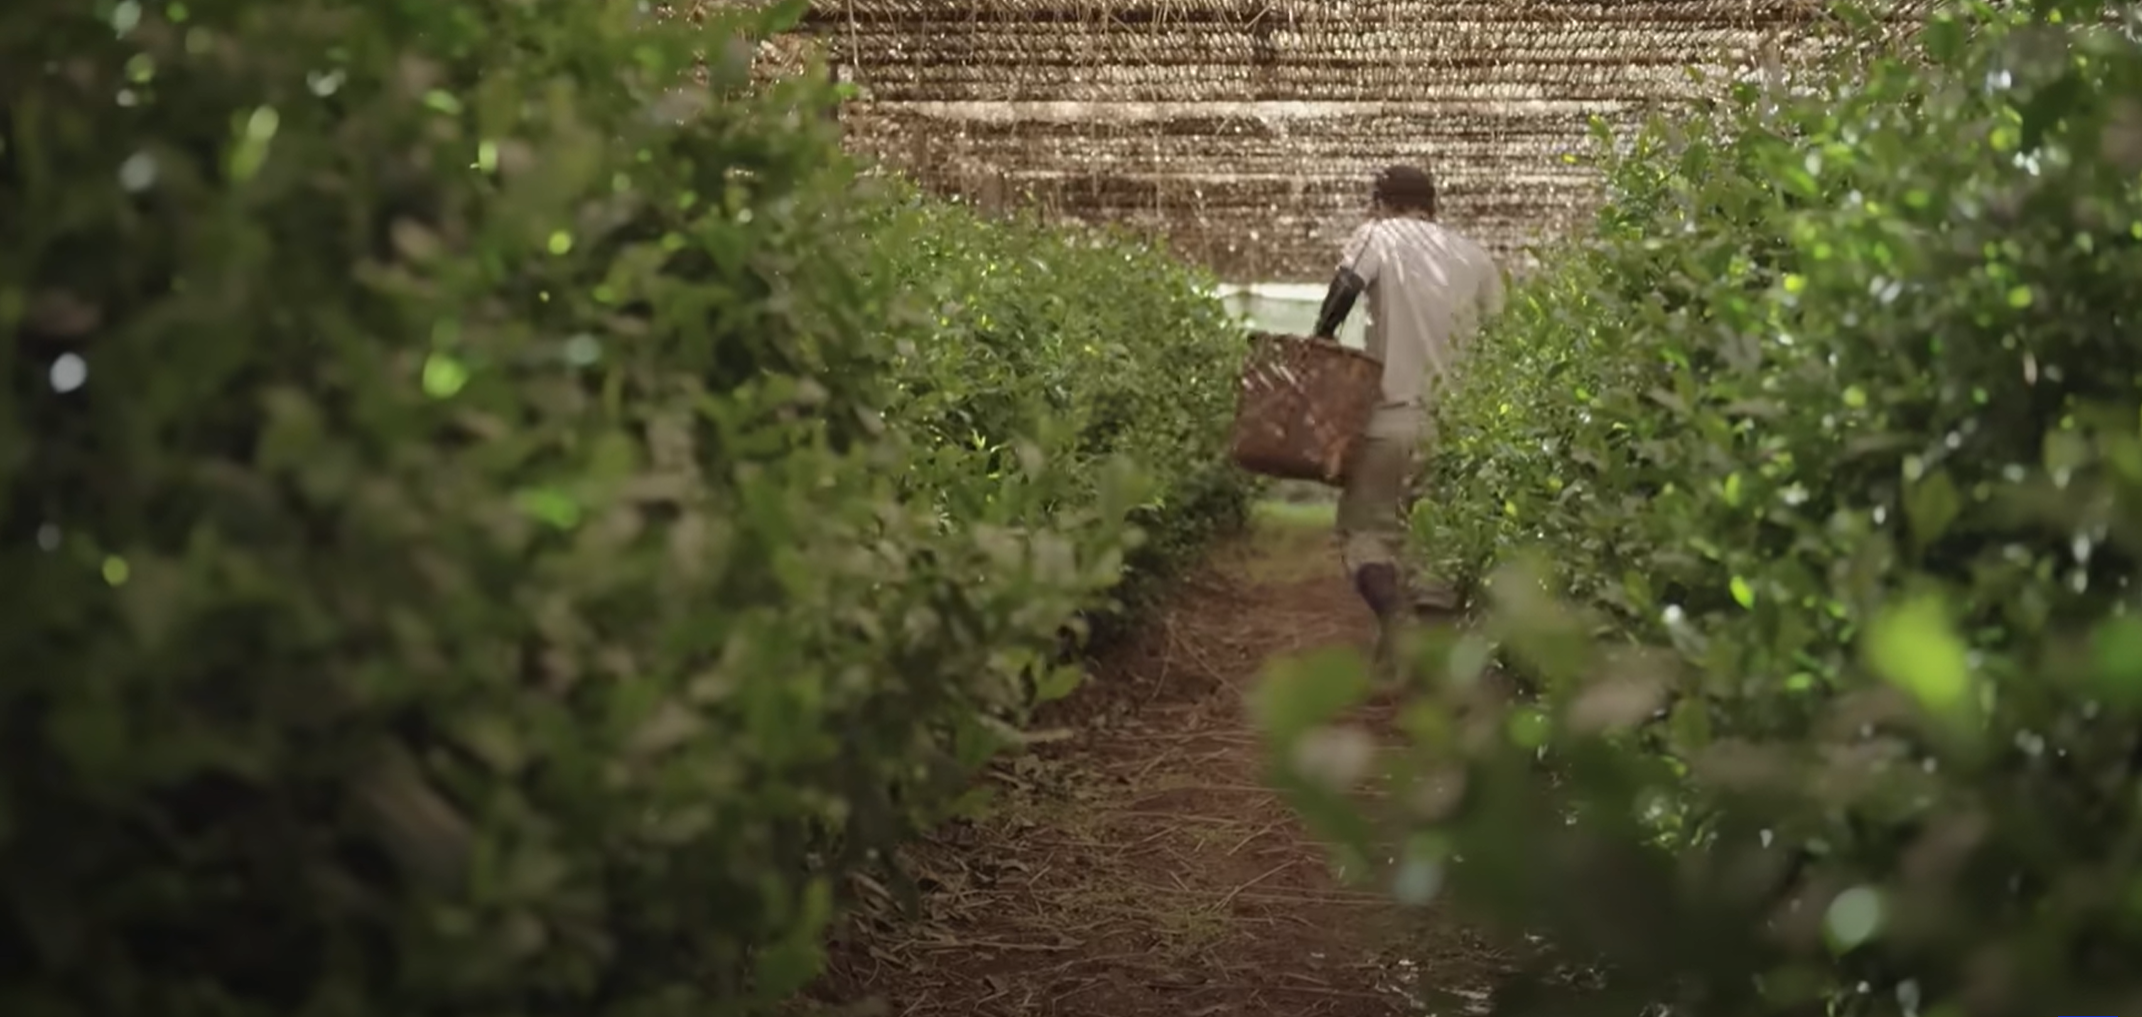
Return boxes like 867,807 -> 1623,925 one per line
867,189 -> 1250,604
1260,2 -> 2142,1015
0,1 -> 1243,1016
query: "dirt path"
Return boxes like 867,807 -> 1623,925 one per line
808,506 -> 1507,1017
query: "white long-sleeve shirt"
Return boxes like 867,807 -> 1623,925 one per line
1336,216 -> 1505,439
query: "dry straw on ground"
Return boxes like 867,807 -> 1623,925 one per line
796,513 -> 1513,1017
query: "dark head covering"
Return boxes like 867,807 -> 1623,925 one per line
1372,164 -> 1438,217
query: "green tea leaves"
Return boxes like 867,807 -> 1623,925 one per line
1864,595 -> 1974,721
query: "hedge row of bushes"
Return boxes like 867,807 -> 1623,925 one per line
1262,2 -> 2142,1015
864,188 -> 1251,603
0,1 -> 1245,1015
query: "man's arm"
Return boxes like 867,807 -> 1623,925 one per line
1313,267 -> 1367,340
1480,252 -> 1507,319
1313,223 -> 1382,340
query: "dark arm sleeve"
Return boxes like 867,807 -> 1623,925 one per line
1312,267 -> 1367,339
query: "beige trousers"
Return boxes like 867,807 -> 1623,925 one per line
1336,432 -> 1420,576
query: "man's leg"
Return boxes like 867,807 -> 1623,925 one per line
1335,435 -> 1414,673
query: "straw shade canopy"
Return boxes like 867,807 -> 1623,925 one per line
762,1 -> 1935,280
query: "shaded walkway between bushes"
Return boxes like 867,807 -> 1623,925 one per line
803,503 -> 1508,1017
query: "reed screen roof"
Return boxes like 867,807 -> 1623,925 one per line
769,1 -> 1928,280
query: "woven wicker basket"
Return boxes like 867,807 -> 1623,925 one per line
1227,332 -> 1383,486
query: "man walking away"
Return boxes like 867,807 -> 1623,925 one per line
1310,164 -> 1504,673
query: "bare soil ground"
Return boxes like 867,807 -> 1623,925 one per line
804,505 -> 1511,1017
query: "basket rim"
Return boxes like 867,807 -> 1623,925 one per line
1246,331 -> 1383,366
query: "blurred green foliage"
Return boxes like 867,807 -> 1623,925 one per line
1259,2 -> 2142,1015
0,0 -> 1246,1014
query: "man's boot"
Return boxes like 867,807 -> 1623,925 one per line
1410,575 -> 1462,617
1353,563 -> 1405,679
